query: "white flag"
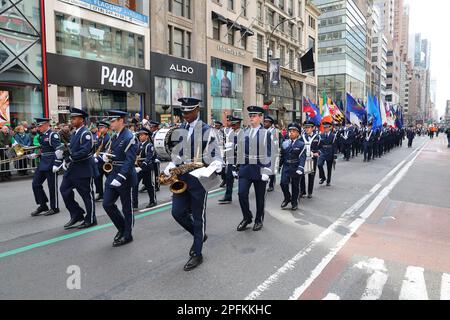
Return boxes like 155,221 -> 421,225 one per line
350,112 -> 361,128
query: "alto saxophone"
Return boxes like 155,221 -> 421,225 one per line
159,162 -> 204,194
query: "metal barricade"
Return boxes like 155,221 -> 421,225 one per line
0,147 -> 38,176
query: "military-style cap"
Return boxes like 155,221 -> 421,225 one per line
288,123 -> 301,132
247,106 -> 265,115
230,116 -> 243,124
34,118 -> 51,126
264,116 -> 275,124
303,120 -> 316,127
138,127 -> 151,135
323,121 -> 333,128
149,121 -> 160,127
69,107 -> 89,118
106,110 -> 128,121
214,121 -> 223,127
178,97 -> 202,112
97,121 -> 110,128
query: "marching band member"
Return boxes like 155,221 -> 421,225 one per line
263,115 -> 278,192
213,120 -> 227,188
149,121 -> 161,192
218,116 -> 242,205
341,123 -> 355,161
60,108 -> 98,230
318,121 -> 338,187
29,118 -> 64,217
236,106 -> 272,232
102,110 -> 138,247
132,127 -> 157,209
300,120 -> 320,199
94,121 -> 111,202
164,97 -> 223,271
363,121 -> 375,162
279,123 -> 306,211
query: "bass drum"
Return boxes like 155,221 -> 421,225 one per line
154,127 -> 178,161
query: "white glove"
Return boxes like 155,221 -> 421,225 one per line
102,154 -> 110,163
135,167 -> 142,174
209,160 -> 223,174
27,153 -> 38,160
261,174 -> 269,182
52,166 -> 59,173
55,149 -> 64,160
164,162 -> 176,176
62,161 -> 69,171
155,159 -> 161,164
296,170 -> 303,175
94,157 -> 99,164
111,179 -> 122,187
224,142 -> 233,149
232,171 -> 238,178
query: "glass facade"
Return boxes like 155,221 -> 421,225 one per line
55,13 -> 145,69
0,0 -> 43,125
210,58 -> 244,123
154,76 -> 204,125
82,88 -> 142,119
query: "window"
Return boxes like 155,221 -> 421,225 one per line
280,46 -> 285,66
168,26 -> 191,59
257,34 -> 263,59
213,19 -> 220,40
241,0 -> 247,17
267,9 -> 275,27
309,15 -> 315,29
168,0 -> 191,19
257,2 -> 263,21
289,49 -> 294,69
228,28 -> 234,46
228,0 -> 234,10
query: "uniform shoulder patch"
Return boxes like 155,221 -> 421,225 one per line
85,134 -> 91,140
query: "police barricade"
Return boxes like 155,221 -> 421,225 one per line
0,146 -> 39,176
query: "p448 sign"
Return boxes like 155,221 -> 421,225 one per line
101,66 -> 134,88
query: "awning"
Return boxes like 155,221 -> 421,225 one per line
212,12 -> 227,24
240,26 -> 255,37
226,18 -> 241,30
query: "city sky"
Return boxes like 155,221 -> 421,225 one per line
406,0 -> 449,118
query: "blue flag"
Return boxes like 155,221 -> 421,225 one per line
346,93 -> 366,119
367,94 -> 382,129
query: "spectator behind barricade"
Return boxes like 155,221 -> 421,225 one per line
0,125 -> 14,181
142,114 -> 150,130
13,125 -> 31,176
132,113 -> 141,127
59,124 -> 71,146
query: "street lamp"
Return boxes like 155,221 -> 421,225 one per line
265,16 -> 297,107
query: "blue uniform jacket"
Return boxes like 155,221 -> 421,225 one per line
105,128 -> 138,187
95,133 -> 111,168
319,131 -> 338,161
341,128 -> 355,145
138,140 -> 156,172
38,129 -> 64,172
237,126 -> 272,180
279,139 -> 307,175
65,127 -> 98,179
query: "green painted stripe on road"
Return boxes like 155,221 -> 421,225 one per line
0,189 -> 227,260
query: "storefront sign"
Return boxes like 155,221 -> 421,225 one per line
169,64 -> 194,75
217,44 -> 245,58
59,0 -> 149,27
151,52 -> 207,83
47,53 -> 150,94
58,106 -> 70,113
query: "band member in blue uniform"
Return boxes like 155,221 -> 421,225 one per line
149,121 -> 161,192
102,110 -> 139,247
341,123 -> 355,161
132,127 -> 157,209
263,115 -> 278,192
94,121 -> 111,201
213,120 -> 227,188
300,121 -> 320,199
236,106 -> 272,232
406,125 -> 416,148
218,116 -> 242,204
318,121 -> 338,187
164,97 -> 223,271
60,108 -> 98,230
29,118 -> 64,217
279,123 -> 307,211
363,121 -> 376,162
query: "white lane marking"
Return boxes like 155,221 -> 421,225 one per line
440,273 -> 450,300
288,144 -> 426,300
244,145 -> 421,300
399,266 -> 429,300
355,258 -> 388,300
323,293 -> 340,300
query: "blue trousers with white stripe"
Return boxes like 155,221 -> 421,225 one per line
32,169 -> 59,210
103,184 -> 134,239
171,174 -> 207,256
60,176 -> 96,224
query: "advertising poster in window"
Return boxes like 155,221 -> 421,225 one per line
0,91 -> 10,126
172,79 -> 190,105
191,82 -> 204,103
210,67 -> 235,98
155,77 -> 171,105
269,58 -> 281,87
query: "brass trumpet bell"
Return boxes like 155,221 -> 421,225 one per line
103,162 -> 113,174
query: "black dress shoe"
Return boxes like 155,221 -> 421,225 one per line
307,194 -> 313,199
31,206 -> 49,217
95,195 -> 103,202
114,231 -> 124,242
113,236 -> 133,247
139,186 -> 147,193
189,235 -> 208,257
253,222 -> 263,231
64,217 -> 84,229
184,255 -> 203,271
237,219 -> 252,232
146,202 -> 157,208
219,181 -> 226,188
77,221 -> 97,229
267,187 -> 274,192
218,198 -> 232,204
319,179 -> 326,185
43,208 -> 60,216
291,204 -> 299,211
326,183 -> 331,187
281,200 -> 291,208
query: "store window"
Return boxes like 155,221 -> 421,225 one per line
82,89 -> 142,119
210,58 -> 244,123
55,13 -> 145,68
154,76 -> 204,125
0,85 -> 43,126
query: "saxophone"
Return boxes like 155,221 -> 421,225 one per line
159,162 -> 204,194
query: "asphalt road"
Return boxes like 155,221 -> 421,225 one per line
0,135 -> 448,300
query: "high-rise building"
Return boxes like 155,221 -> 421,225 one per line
314,0 -> 367,102
371,5 -> 387,100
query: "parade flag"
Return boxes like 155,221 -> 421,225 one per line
375,96 -> 387,126
346,92 -> 366,125
367,94 -> 382,129
303,97 -> 322,125
328,98 -> 345,124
